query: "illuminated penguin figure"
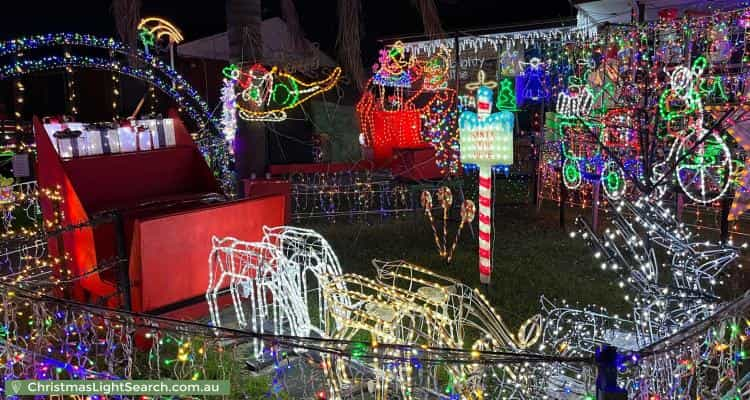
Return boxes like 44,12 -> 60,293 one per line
459,70 -> 514,284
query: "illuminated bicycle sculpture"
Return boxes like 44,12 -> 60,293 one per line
651,56 -> 733,204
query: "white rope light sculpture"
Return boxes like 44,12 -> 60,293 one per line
207,226 -> 350,358
538,196 -> 742,397
321,259 -> 541,400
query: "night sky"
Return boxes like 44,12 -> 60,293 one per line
0,0 -> 575,63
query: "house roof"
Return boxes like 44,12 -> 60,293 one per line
176,17 -> 336,68
575,0 -> 746,24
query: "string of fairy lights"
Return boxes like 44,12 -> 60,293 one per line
0,32 -> 235,195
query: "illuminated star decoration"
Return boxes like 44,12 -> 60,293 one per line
138,28 -> 155,50
137,17 -> 184,45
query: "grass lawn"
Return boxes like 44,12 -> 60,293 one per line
305,201 -> 631,330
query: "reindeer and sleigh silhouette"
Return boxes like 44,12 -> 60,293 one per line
205,226 -> 541,399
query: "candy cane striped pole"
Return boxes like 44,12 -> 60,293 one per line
478,166 -> 492,284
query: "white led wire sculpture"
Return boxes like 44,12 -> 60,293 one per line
538,196 -> 741,398
207,226 -> 350,358
321,259 -> 541,400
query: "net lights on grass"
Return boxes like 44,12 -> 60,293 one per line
459,70 -> 514,284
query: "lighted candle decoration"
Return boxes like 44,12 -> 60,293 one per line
459,70 -> 514,284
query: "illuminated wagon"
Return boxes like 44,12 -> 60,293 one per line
558,108 -> 642,201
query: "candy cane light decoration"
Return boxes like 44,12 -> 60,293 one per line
459,70 -> 514,283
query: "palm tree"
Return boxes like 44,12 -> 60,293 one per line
336,0 -> 443,91
111,0 -> 142,118
226,0 -> 265,178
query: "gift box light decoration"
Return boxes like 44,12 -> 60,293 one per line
459,70 -> 514,284
222,63 -> 342,122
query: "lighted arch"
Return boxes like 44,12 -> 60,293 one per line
0,33 -> 231,189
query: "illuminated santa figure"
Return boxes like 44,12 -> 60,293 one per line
459,70 -> 514,284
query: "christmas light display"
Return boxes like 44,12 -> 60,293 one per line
359,42 -> 463,172
627,294 -> 750,399
372,41 -> 415,88
518,57 -> 549,103
322,260 -> 541,400
459,70 -> 514,283
652,56 -> 733,204
422,46 -> 451,91
719,107 -> 750,220
137,17 -> 184,46
420,90 -> 461,175
0,180 -> 38,230
538,196 -> 743,397
0,33 -> 235,195
495,77 -> 517,111
220,78 -> 237,149
222,63 -> 341,122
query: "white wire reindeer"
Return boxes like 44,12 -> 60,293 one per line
321,260 -> 541,400
537,197 -> 741,398
261,225 -> 350,336
206,226 -> 350,357
206,236 -> 301,356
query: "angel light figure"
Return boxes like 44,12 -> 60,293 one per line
518,57 -> 549,103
